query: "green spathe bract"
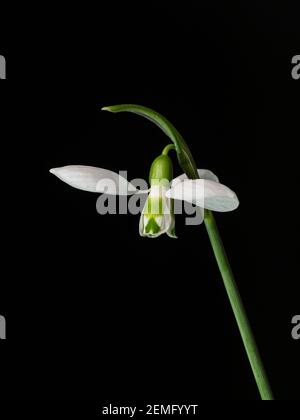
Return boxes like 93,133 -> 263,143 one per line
102,104 -> 198,179
102,104 -> 274,400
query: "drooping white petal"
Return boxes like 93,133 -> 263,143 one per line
166,179 -> 239,212
50,165 -> 137,195
134,188 -> 151,195
171,169 -> 219,187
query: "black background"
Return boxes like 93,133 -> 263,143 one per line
0,1 -> 299,407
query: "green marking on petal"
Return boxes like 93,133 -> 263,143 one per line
144,195 -> 165,215
167,227 -> 177,239
145,217 -> 161,235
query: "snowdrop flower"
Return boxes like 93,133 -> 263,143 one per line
50,146 -> 239,239
54,104 -> 271,400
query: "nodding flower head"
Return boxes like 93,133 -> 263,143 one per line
50,106 -> 239,239
140,151 -> 176,238
50,146 -> 239,239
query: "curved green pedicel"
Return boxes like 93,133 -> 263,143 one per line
102,104 -> 199,180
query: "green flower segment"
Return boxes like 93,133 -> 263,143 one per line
140,146 -> 176,238
144,217 -> 161,235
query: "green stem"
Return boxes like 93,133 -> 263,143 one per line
204,210 -> 274,401
162,144 -> 176,156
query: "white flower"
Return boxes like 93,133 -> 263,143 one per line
50,165 -> 239,237
167,169 -> 239,226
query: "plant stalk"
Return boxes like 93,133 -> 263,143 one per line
204,210 -> 274,401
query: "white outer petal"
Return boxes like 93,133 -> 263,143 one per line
171,169 -> 219,187
50,165 -> 137,195
134,189 -> 151,195
166,179 -> 239,212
